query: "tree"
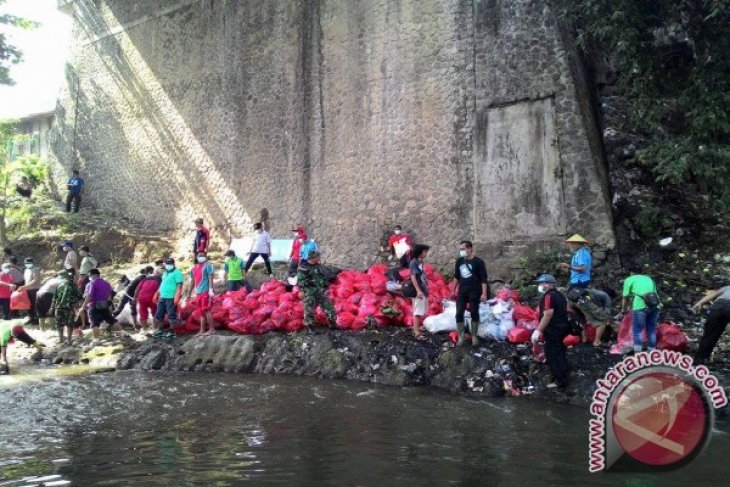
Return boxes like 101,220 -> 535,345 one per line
555,0 -> 730,208
0,0 -> 39,85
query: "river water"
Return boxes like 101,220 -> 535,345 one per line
1,369 -> 728,486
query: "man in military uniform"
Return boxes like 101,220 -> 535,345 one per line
297,250 -> 336,331
52,270 -> 82,345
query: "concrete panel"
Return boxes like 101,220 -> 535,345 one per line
474,98 -> 564,241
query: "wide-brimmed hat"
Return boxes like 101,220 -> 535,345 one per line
565,234 -> 589,244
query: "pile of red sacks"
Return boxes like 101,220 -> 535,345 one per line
176,264 -> 453,335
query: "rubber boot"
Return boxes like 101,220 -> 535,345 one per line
470,321 -> 480,347
456,322 -> 466,346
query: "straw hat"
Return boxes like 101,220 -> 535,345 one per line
565,234 -> 589,244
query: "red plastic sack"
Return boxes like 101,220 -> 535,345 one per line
516,319 -> 538,331
10,290 -> 31,311
507,327 -> 531,344
497,288 -> 519,302
513,304 -> 537,322
336,311 -> 356,329
657,323 -> 689,352
563,335 -> 581,347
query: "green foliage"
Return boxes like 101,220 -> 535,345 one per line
555,0 -> 730,208
0,0 -> 40,85
634,203 -> 663,238
512,246 -> 565,296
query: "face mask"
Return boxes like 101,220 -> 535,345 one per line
256,228 -> 262,233
25,263 -> 33,269
459,250 -> 467,258
538,285 -> 547,294
293,233 -> 299,238
79,251 -> 88,257
197,256 -> 207,263
165,264 -> 174,271
394,230 -> 401,235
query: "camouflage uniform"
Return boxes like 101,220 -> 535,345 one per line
52,280 -> 82,329
297,260 -> 336,327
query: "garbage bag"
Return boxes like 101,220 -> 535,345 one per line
563,335 -> 581,347
10,290 -> 31,311
656,323 -> 688,352
507,327 -> 530,344
513,304 -> 537,322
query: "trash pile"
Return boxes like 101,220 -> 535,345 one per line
174,264 -> 454,335
611,313 -> 689,353
423,287 -> 539,341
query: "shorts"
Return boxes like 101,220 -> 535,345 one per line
194,293 -> 211,311
412,296 -> 428,317
36,292 -> 54,318
89,307 -> 117,328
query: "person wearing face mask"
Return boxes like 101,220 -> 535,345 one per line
245,222 -> 274,279
78,246 -> 98,284
409,244 -> 430,341
61,240 -> 79,277
17,258 -> 42,326
532,274 -> 571,389
298,233 -> 318,266
453,241 -> 489,347
387,225 -> 412,270
186,251 -> 216,335
288,226 -> 305,278
77,268 -> 122,340
152,258 -> 184,335
223,250 -> 251,292
0,264 -> 16,320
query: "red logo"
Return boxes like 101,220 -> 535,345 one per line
610,371 -> 710,468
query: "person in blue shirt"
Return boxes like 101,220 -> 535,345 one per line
559,234 -> 592,289
66,169 -> 85,213
298,233 -> 318,265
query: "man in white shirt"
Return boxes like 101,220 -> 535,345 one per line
244,223 -> 274,279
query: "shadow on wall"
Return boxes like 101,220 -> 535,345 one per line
59,0 -> 255,244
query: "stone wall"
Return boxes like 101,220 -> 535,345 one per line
51,0 -> 614,276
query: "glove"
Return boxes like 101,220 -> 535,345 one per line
531,330 -> 542,343
208,289 -> 214,297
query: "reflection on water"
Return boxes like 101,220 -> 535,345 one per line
0,371 -> 727,486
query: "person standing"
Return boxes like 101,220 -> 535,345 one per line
245,223 -> 273,279
409,244 -> 430,341
532,274 -> 571,389
3,248 -> 14,264
453,240 -> 488,347
692,285 -> 730,364
193,218 -> 210,256
62,241 -> 79,277
559,234 -> 592,290
17,258 -> 41,326
298,233 -> 318,266
153,258 -> 184,335
6,257 -> 24,288
621,264 -> 660,353
186,251 -> 215,335
297,250 -> 336,332
387,225 -> 413,270
52,271 -> 82,345
0,264 -> 16,320
288,226 -> 305,278
66,169 -> 84,213
223,250 -> 250,292
134,266 -> 160,329
78,246 -> 98,284
77,269 -> 122,340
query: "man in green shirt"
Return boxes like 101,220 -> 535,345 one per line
621,264 -> 660,353
1,323 -> 44,374
153,257 -> 184,335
